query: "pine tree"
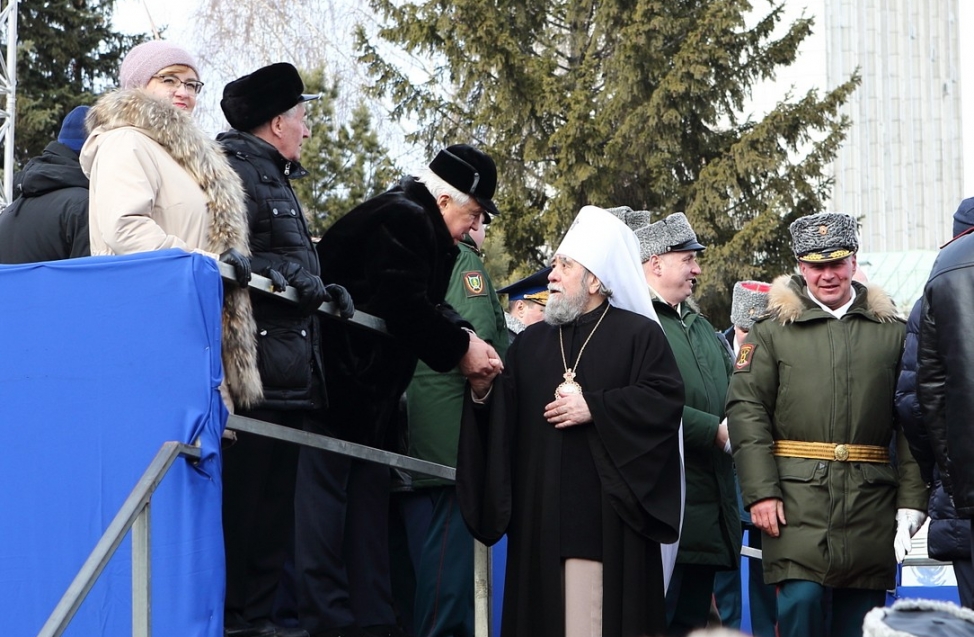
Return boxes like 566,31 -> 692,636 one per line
357,0 -> 859,318
10,1 -> 139,166
292,68 -> 400,236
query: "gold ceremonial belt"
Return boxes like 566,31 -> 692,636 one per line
772,440 -> 889,463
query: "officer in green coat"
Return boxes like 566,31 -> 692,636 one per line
613,208 -> 741,636
399,218 -> 508,637
725,212 -> 929,637
498,267 -> 550,343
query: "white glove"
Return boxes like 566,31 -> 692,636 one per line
893,508 -> 927,563
717,418 -> 732,454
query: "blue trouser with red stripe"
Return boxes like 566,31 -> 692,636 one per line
398,487 -> 474,637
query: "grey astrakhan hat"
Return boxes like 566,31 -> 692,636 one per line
730,281 -> 772,330
789,212 -> 858,263
606,208 -> 704,262
640,212 -> 706,259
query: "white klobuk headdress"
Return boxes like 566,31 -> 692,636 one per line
553,205 -> 659,323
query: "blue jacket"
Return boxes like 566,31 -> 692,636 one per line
898,299 -> 970,561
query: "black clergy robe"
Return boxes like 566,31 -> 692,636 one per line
457,301 -> 685,637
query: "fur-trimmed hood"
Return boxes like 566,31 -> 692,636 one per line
83,89 -> 262,409
765,273 -> 900,325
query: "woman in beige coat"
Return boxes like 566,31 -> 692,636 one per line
81,40 -> 261,410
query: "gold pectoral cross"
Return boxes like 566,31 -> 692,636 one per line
554,369 -> 583,399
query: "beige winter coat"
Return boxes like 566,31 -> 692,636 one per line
81,89 -> 263,410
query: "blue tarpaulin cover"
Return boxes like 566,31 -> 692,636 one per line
0,249 -> 226,636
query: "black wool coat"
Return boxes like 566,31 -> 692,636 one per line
314,176 -> 470,447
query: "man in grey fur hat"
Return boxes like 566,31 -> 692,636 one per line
726,212 -> 927,637
611,209 -> 740,636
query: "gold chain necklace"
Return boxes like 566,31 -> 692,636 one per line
556,304 -> 611,399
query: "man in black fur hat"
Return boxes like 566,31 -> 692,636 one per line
218,62 -> 354,637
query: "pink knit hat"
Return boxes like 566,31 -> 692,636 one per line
119,40 -> 199,89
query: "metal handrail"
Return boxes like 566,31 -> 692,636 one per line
227,415 -> 455,481
218,261 -> 389,334
38,441 -> 202,637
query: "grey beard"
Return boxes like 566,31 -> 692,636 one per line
544,287 -> 589,325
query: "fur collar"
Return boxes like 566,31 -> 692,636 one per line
88,89 -> 250,257
88,89 -> 262,409
766,274 -> 900,325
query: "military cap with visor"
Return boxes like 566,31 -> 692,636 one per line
789,212 -> 859,263
609,209 -> 705,262
498,267 -> 552,306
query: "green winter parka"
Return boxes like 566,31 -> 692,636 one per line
406,240 -> 509,488
654,295 -> 741,568
725,274 -> 928,589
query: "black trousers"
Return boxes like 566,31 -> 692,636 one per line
223,409 -> 306,625
295,446 -> 395,633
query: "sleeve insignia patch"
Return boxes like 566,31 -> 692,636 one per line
463,271 -> 486,297
735,343 -> 757,372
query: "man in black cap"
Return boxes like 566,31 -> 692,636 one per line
294,145 -> 503,637
218,62 -> 354,637
497,267 -> 551,343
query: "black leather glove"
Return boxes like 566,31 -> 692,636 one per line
219,248 -> 251,286
323,283 -> 355,319
284,266 -> 328,315
261,267 -> 288,293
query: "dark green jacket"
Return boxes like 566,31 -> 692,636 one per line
406,241 -> 508,488
654,294 -> 740,568
726,275 -> 928,589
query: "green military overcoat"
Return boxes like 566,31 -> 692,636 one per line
406,240 -> 509,487
725,275 -> 927,590
654,297 -> 741,569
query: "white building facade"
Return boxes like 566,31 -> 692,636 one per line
750,0 -> 964,251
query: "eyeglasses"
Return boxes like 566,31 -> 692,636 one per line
151,74 -> 204,95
